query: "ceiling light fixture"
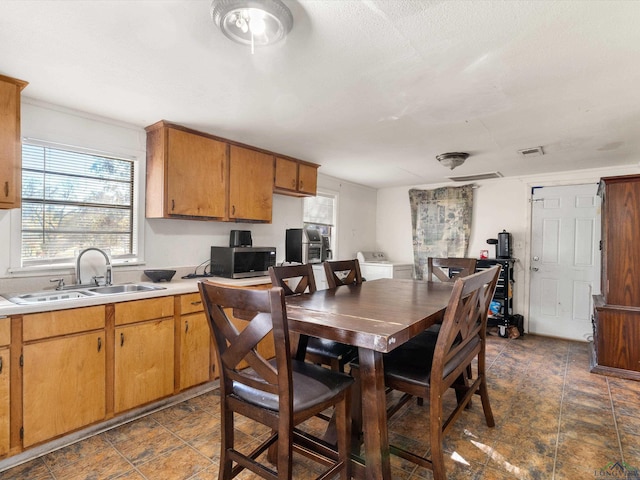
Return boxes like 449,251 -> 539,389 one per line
436,152 -> 469,170
211,0 -> 293,54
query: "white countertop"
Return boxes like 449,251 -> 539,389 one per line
0,275 -> 272,316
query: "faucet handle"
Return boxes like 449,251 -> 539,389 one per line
92,275 -> 105,286
50,278 -> 65,290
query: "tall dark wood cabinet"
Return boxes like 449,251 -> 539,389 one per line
592,174 -> 640,380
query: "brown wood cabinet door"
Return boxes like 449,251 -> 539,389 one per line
0,78 -> 24,209
298,163 -> 318,195
166,128 -> 228,218
179,311 -> 213,390
274,157 -> 298,192
22,333 -> 106,447
0,347 -> 9,456
601,177 -> 640,306
229,145 -> 273,222
595,307 -> 640,371
114,318 -> 174,413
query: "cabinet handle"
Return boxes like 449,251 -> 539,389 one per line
120,332 -> 124,347
299,180 -> 304,190
291,179 -> 296,188
185,320 -> 189,333
97,337 -> 102,352
231,205 -> 236,215
0,357 -> 2,373
190,300 -> 202,306
3,181 -> 8,198
171,199 -> 175,212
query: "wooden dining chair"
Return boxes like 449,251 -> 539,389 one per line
323,259 -> 363,289
427,257 -> 477,283
423,257 -> 478,336
269,264 -> 357,373
380,265 -> 501,480
198,282 -> 353,480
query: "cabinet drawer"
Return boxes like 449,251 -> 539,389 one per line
115,296 -> 174,325
0,318 -> 10,346
180,293 -> 204,315
23,306 -> 105,341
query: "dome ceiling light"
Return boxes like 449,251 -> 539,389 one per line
211,0 -> 293,54
436,152 -> 470,170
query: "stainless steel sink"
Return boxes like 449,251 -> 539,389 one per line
3,283 -> 166,305
87,284 -> 165,295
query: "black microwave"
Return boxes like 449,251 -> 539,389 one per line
210,246 -> 276,279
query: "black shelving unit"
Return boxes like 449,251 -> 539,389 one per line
476,258 -> 518,337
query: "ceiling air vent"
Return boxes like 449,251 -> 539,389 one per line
448,172 -> 503,182
518,146 -> 544,157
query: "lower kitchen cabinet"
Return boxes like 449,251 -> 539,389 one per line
0,318 -> 9,456
114,297 -> 175,413
20,306 -> 106,448
0,347 -> 9,456
22,333 -> 105,447
178,293 -> 214,390
114,318 -> 175,413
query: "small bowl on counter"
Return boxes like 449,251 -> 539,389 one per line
143,269 -> 176,283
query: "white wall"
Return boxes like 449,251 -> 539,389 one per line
317,174 -> 378,259
376,164 -> 640,327
0,100 -> 377,289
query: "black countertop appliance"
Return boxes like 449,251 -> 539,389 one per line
229,230 -> 252,247
286,227 -> 322,264
497,230 -> 512,258
486,229 -> 512,259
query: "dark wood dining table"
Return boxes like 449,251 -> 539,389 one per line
284,277 -> 454,480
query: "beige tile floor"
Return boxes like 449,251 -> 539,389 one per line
1,334 -> 639,480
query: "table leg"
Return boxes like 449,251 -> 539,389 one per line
357,347 -> 392,480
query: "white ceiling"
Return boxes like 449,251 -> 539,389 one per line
2,0 -> 640,189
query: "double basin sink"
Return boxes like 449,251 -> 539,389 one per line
4,283 -> 166,305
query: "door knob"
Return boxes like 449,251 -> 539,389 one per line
531,267 -> 539,272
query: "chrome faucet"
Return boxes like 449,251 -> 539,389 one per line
76,247 -> 112,286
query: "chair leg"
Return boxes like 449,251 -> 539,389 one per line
453,372 -> 473,409
277,421 -> 293,480
478,373 -> 495,427
331,357 -> 343,373
219,405 -> 234,479
477,349 -> 495,427
429,390 -> 447,480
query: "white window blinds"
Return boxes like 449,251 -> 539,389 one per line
21,143 -> 135,265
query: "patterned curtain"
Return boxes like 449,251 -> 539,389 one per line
409,185 -> 474,280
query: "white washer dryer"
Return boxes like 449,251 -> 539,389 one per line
356,251 -> 413,281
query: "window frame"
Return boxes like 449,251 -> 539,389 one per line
9,139 -> 145,274
303,189 -> 339,258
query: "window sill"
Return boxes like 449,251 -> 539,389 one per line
6,259 -> 145,279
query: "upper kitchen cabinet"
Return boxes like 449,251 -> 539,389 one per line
228,145 -> 273,222
0,74 -> 28,209
145,121 -> 228,220
273,156 -> 318,197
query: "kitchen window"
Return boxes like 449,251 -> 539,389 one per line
303,191 -> 337,249
20,141 -> 138,267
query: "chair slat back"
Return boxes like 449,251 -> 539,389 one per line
199,282 -> 291,398
269,264 -> 317,296
323,259 -> 363,289
432,265 -> 501,380
427,257 -> 477,283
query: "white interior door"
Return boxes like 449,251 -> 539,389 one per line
529,184 -> 600,341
